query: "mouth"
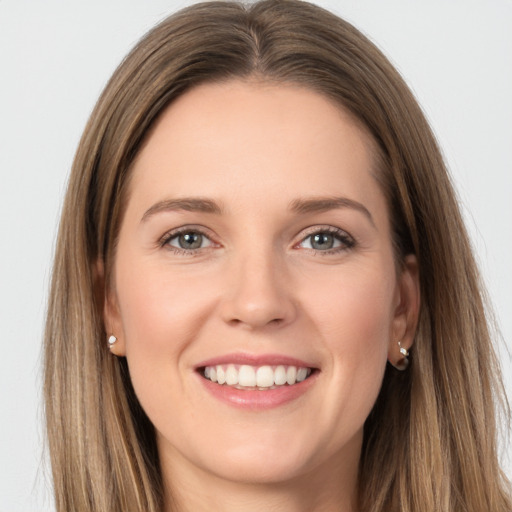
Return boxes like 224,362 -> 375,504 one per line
199,364 -> 315,390
194,353 -> 319,409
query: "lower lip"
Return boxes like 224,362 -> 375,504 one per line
197,371 -> 318,410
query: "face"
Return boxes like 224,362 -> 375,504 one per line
105,81 -> 419,490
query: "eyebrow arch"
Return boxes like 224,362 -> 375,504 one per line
141,197 -> 222,222
289,196 -> 375,227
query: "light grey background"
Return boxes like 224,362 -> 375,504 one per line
1,1 -> 510,510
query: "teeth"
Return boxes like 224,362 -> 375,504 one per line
274,365 -> 287,385
202,364 -> 312,389
296,367 -> 308,382
217,366 -> 226,385
256,366 -> 274,387
239,365 -> 256,387
286,366 -> 297,385
225,364 -> 238,385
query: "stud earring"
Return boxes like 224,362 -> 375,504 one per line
108,335 -> 117,347
395,341 -> 409,371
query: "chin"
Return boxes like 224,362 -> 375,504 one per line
204,447 -> 312,485
158,424 -> 319,486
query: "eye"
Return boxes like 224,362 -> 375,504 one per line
303,233 -> 339,250
163,229 -> 214,251
298,228 -> 354,252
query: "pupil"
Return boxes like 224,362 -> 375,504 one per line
179,232 -> 202,249
312,233 -> 333,250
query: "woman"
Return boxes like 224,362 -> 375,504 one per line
43,1 -> 511,510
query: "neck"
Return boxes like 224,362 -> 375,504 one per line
160,441 -> 360,512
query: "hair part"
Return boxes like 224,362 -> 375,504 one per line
44,1 -> 511,510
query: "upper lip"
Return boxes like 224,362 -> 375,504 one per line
195,352 -> 318,369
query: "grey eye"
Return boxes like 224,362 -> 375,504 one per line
180,232 -> 202,249
309,233 -> 336,250
169,232 -> 209,250
301,233 -> 343,251
298,229 -> 353,252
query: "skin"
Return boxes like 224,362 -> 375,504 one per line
105,80 -> 420,512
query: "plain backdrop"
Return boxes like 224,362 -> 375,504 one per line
0,1 -> 511,510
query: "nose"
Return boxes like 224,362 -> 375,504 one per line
219,249 -> 297,330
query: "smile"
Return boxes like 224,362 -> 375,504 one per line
202,364 -> 312,389
195,354 -> 319,409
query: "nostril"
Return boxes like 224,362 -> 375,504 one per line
227,316 -> 285,329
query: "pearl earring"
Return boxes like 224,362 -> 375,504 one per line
395,341 -> 409,370
108,335 -> 117,347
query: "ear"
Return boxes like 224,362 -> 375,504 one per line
388,254 -> 420,366
95,259 -> 126,357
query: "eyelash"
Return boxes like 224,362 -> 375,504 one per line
158,226 -> 216,257
159,225 -> 356,256
296,226 -> 356,255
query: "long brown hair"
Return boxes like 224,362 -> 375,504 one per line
44,1 -> 511,510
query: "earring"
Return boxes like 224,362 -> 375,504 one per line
108,335 -> 117,347
395,341 -> 409,371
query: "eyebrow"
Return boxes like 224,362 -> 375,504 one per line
289,196 -> 375,226
141,197 -> 223,222
141,195 -> 374,226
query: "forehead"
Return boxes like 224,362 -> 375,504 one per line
128,80 -> 385,218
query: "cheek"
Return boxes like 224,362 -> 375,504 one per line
113,256 -> 220,408
306,261 -> 395,417
116,256 -> 214,351
309,261 -> 395,351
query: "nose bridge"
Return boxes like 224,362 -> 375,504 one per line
221,239 -> 296,329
